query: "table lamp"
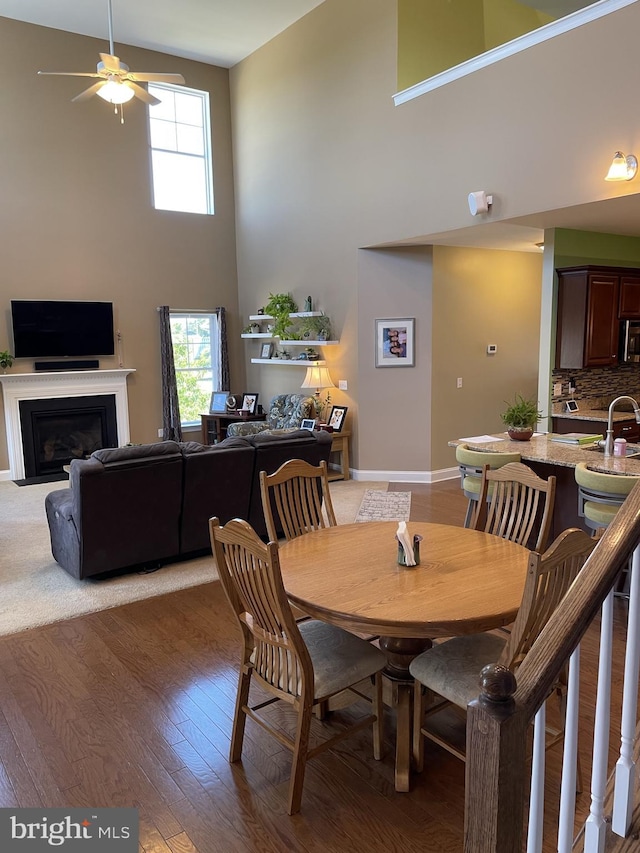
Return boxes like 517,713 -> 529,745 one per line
300,365 -> 335,422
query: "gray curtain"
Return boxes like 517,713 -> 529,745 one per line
158,306 -> 182,442
216,306 -> 230,392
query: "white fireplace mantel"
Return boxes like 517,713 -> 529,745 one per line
0,369 -> 135,480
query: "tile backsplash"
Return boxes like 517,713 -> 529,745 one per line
552,365 -> 640,410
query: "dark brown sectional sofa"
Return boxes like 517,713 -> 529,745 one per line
45,429 -> 333,579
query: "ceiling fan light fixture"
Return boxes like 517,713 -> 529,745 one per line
97,80 -> 134,104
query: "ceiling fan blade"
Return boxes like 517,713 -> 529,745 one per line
99,53 -> 122,73
38,71 -> 101,78
71,81 -> 106,103
128,72 -> 186,84
128,82 -> 161,106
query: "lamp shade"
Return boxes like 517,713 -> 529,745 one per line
97,80 -> 135,104
300,365 -> 335,391
605,151 -> 638,182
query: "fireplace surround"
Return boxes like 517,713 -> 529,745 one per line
0,369 -> 135,480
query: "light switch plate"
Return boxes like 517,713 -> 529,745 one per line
338,380 -> 348,390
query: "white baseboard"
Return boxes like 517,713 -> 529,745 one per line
0,470 -> 12,482
349,466 -> 458,484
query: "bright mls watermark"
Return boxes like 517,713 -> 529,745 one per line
0,808 -> 138,851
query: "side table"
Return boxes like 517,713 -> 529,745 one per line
200,412 -> 264,444
326,430 -> 351,481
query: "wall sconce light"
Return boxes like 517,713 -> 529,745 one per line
467,191 -> 493,216
535,242 -> 544,251
604,151 -> 638,182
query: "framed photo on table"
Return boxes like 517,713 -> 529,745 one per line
210,391 -> 229,413
328,405 -> 348,432
375,318 -> 415,367
300,418 -> 316,431
241,393 -> 259,414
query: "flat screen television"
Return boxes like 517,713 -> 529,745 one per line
11,300 -> 115,359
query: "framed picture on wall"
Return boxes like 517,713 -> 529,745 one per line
375,318 -> 415,367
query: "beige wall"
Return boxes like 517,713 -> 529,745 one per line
431,246 -> 542,470
230,0 -> 637,475
0,17 -> 242,470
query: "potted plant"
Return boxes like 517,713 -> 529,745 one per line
264,293 -> 298,338
300,313 -> 331,341
0,350 -> 13,373
501,393 -> 542,441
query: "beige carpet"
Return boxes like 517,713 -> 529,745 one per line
0,478 -> 389,636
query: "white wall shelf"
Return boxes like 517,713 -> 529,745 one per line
278,339 -> 338,346
249,311 -> 322,321
251,358 -> 326,366
241,333 -> 273,339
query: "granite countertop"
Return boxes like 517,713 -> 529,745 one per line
552,408 -> 637,424
449,432 -> 640,475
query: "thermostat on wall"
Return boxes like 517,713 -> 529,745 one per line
565,400 -> 579,413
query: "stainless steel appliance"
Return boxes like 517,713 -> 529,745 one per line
620,320 -> 640,363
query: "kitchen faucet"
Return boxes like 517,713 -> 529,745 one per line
600,395 -> 640,456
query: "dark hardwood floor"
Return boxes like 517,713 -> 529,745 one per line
0,480 -> 632,852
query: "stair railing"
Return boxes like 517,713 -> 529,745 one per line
463,480 -> 640,853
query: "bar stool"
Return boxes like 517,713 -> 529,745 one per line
455,443 -> 521,527
575,461 -> 640,595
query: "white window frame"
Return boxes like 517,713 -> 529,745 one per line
170,311 -> 221,427
148,83 -> 214,215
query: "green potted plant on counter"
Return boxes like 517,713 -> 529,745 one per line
501,393 -> 542,441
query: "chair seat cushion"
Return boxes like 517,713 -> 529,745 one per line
298,620 -> 386,700
583,500 -> 621,527
409,632 -> 507,709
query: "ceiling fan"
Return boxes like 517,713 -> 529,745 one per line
37,0 -> 185,119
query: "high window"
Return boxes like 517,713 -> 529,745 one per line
170,312 -> 221,425
148,83 -> 214,215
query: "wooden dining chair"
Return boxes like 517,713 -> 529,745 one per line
455,443 -> 521,527
410,527 -> 595,783
260,458 -> 337,543
209,516 -> 386,815
473,461 -> 556,553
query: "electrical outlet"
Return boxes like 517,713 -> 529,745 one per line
456,377 -> 463,388
158,428 -> 163,437
553,382 -> 562,396
338,379 -> 348,390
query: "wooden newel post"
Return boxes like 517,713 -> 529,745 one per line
464,663 -> 529,853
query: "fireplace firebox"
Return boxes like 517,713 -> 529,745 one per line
19,395 -> 118,480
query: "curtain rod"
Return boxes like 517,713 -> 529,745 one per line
156,307 -> 218,314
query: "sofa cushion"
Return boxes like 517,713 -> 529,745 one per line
91,441 -> 182,464
179,439 -> 256,554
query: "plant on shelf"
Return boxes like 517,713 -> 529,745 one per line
0,350 -> 13,373
501,393 -> 542,441
300,312 -> 331,341
264,292 -> 298,338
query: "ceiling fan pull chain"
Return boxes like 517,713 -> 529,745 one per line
119,104 -> 124,125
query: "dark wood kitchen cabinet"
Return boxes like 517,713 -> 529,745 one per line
556,267 -> 619,368
619,274 -> 640,318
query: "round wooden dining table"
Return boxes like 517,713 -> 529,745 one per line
279,521 -> 530,792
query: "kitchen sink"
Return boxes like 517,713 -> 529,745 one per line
584,444 -> 640,458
